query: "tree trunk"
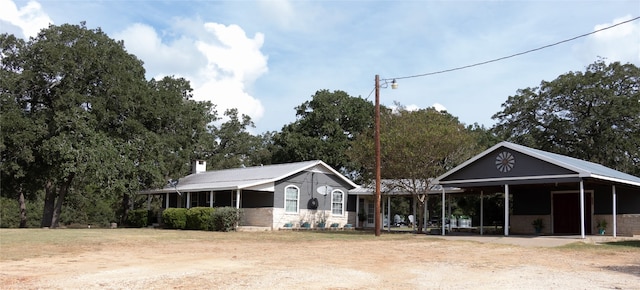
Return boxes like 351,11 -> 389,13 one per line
416,194 -> 427,234
50,173 -> 74,228
18,186 -> 27,228
120,193 -> 130,225
41,179 -> 55,228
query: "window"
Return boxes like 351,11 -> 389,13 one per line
284,186 -> 299,213
331,190 -> 344,215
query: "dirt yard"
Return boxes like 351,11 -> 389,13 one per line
0,228 -> 639,289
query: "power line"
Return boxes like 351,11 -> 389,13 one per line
386,16 -> 640,82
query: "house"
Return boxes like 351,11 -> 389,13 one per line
433,141 -> 640,237
139,160 -> 359,230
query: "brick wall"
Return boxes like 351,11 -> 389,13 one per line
241,208 -> 273,228
594,214 -> 640,237
511,215 -> 551,235
272,208 -> 354,229
512,214 -> 639,236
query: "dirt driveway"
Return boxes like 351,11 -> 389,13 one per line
1,229 -> 639,289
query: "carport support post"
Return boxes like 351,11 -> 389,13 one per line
613,185 -> 617,237
441,188 -> 446,236
480,191 -> 484,236
580,180 -> 586,239
387,195 -> 391,232
504,184 -> 509,236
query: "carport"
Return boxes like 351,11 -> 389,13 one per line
433,141 -> 640,239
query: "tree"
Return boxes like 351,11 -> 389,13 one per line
0,34 -> 40,227
271,89 -> 374,177
492,59 -> 640,176
1,23 -> 156,227
0,24 -> 215,227
208,108 -> 272,169
350,105 -> 478,233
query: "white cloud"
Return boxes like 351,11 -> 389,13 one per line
113,21 -> 268,124
432,103 -> 447,112
0,0 -> 52,38
579,15 -> 640,65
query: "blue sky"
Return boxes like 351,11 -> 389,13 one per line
2,0 -> 639,134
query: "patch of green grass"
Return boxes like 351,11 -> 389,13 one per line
558,240 -> 640,252
602,240 -> 640,248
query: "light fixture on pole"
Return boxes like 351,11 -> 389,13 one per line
374,74 -> 397,237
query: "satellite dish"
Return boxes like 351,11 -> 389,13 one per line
316,185 -> 333,196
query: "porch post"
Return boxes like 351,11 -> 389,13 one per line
236,190 -> 241,209
356,197 -> 360,227
147,195 -> 151,211
441,188 -> 446,236
387,195 -> 391,232
209,191 -> 213,208
424,196 -> 428,232
447,195 -> 452,231
186,192 -> 191,209
165,192 -> 169,209
504,184 -> 509,236
612,185 -> 617,237
580,180 -> 585,239
480,190 -> 484,236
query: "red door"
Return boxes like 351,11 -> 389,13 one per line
553,192 -> 592,234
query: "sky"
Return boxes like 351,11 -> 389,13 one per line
1,0 -> 639,134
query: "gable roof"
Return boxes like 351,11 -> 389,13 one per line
434,141 -> 640,188
141,160 -> 358,194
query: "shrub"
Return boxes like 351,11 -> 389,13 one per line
0,197 -> 19,228
162,208 -> 188,229
0,197 -> 44,228
212,207 -> 242,232
126,209 -> 148,228
186,207 -> 215,230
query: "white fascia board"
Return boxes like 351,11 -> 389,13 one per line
437,174 -> 580,185
589,174 -> 640,188
242,182 -> 275,192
